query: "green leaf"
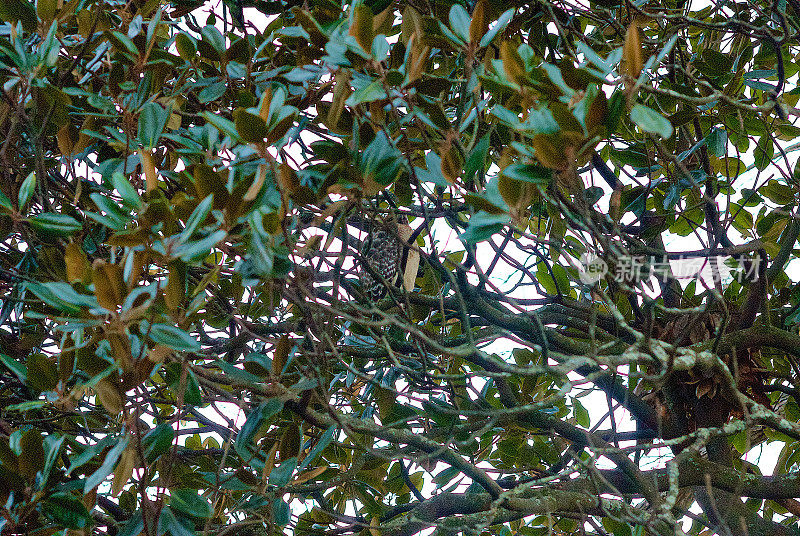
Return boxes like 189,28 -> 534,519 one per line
117,512 -> 144,536
448,4 -> 470,42
501,163 -> 552,184
147,323 -> 200,352
272,498 -> 291,526
110,30 -> 139,56
762,180 -> 795,205
199,81 -> 227,103
41,492 -> 92,529
66,437 -> 115,476
269,457 -> 297,487
201,25 -> 226,54
200,111 -> 241,140
754,135 -> 774,171
371,34 -> 389,62
175,33 -> 196,60
0,189 -> 12,211
464,134 -> 490,184
146,7 -> 162,47
233,109 -> 269,142
213,360 -> 263,386
90,192 -> 130,230
26,281 -> 98,313
705,128 -> 727,158
0,353 -> 26,383
40,435 -> 65,488
576,41 -> 611,75
536,263 -> 558,295
138,102 -> 169,149
19,429 -> 45,480
0,0 -> 37,33
85,436 -> 129,492
235,399 -> 284,460
480,9 -> 514,48
606,91 -> 625,133
39,21 -> 59,66
184,370 -> 202,405
26,353 -> 58,392
360,131 -> 404,186
247,211 -> 274,276
170,489 -> 213,519
630,104 -> 673,138
297,425 -> 335,472
143,423 -> 175,462
731,203 -> 754,234
243,352 -> 272,376
5,400 -> 48,411
112,172 -> 142,210
345,80 -> 386,106
28,213 -> 82,236
175,229 -> 227,263
573,399 -> 590,428
541,63 -> 574,96
158,506 -> 196,536
459,212 -> 509,244
18,171 -> 35,210
180,195 -> 214,243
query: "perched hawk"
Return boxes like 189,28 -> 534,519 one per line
359,217 -> 407,302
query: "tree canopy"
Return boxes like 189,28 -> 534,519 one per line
4,0 -> 800,535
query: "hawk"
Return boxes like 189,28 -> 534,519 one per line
359,217 -> 407,302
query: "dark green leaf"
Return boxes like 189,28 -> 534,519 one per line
297,425 -> 335,472
18,171 -> 35,210
480,9 -> 514,48
630,104 -> 673,138
233,109 -> 269,142
170,489 -> 213,519
85,436 -> 129,492
269,457 -> 297,487
112,172 -> 142,210
501,163 -> 552,184
184,370 -> 202,405
41,493 -> 92,529
235,399 -> 284,460
448,5 -> 470,42
272,498 -> 291,526
143,423 -> 175,462
138,102 -> 169,149
147,323 -> 200,352
28,213 -> 82,236
0,353 -> 26,383
201,25 -> 226,54
27,281 -> 97,313
180,194 -> 214,242
158,506 -> 196,536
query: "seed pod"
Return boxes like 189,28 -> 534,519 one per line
622,20 -> 643,80
64,242 -> 89,283
92,259 -> 125,311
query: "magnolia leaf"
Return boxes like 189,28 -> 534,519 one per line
170,489 -> 213,519
18,171 -> 35,210
85,436 -> 129,493
630,104 -> 673,138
